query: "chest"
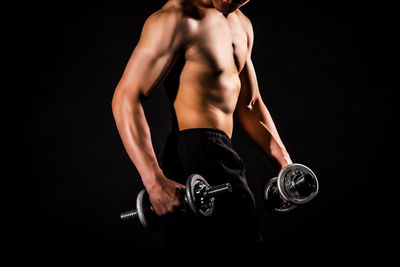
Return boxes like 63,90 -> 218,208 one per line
186,12 -> 249,73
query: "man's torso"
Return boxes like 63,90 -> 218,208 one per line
162,0 -> 251,137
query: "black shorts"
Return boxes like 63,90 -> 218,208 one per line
159,128 -> 262,256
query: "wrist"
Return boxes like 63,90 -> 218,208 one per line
140,164 -> 165,189
269,147 -> 292,169
279,156 -> 293,170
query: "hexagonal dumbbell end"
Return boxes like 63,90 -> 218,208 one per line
264,163 -> 319,213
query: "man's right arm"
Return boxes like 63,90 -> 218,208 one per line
112,9 -> 187,216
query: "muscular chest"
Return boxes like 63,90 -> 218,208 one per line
186,12 -> 249,73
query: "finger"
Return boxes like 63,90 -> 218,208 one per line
167,205 -> 175,213
176,182 -> 186,190
152,206 -> 163,216
175,187 -> 185,198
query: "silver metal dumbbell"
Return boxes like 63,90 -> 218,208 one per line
264,163 -> 319,213
120,174 -> 232,228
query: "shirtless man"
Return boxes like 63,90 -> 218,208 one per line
112,0 -> 292,256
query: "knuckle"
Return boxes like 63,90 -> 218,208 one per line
154,208 -> 162,216
161,209 -> 169,216
174,199 -> 182,207
155,205 -> 167,216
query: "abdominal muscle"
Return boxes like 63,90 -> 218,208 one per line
173,62 -> 241,138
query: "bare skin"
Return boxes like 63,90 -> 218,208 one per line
112,0 -> 292,216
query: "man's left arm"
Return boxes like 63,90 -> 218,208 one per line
235,17 -> 292,169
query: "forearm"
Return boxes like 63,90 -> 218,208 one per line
112,90 -> 163,188
237,99 -> 292,168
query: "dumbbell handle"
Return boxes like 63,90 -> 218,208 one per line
120,210 -> 138,220
120,183 -> 232,221
291,172 -> 307,188
120,204 -> 155,221
203,183 -> 232,197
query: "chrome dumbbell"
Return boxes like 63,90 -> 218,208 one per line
264,163 -> 319,213
120,174 -> 232,228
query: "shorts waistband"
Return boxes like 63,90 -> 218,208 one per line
175,128 -> 232,142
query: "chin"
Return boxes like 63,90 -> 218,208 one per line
214,0 -> 249,14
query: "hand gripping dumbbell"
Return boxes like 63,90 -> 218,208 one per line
120,174 -> 232,228
264,163 -> 319,213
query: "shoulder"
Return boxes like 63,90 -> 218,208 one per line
145,0 -> 195,26
236,9 -> 253,36
236,9 -> 254,50
139,2 -> 190,41
145,0 -> 206,27
138,1 -> 190,50
144,5 -> 185,29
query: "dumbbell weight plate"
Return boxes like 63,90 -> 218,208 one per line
136,189 -> 160,229
186,174 -> 214,217
264,177 -> 297,213
136,189 -> 150,228
277,163 -> 319,205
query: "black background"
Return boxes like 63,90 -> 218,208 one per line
22,0 -> 392,263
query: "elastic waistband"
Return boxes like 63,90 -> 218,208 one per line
175,128 -> 232,142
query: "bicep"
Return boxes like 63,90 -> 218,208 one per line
118,45 -> 177,99
237,16 -> 261,109
237,58 -> 261,111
